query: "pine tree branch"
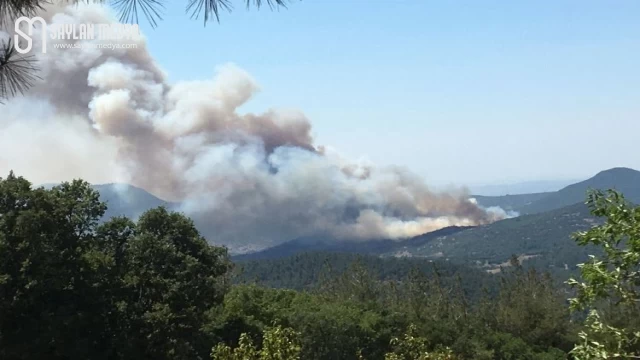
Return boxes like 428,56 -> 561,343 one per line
0,39 -> 41,103
0,0 -> 294,102
0,0 -> 46,28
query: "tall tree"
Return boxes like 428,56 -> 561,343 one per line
0,173 -> 233,359
119,207 -> 233,359
0,174 -> 113,359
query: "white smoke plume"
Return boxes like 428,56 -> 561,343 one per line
0,3 -> 506,250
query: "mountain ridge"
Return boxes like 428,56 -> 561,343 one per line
383,202 -> 598,267
518,167 -> 640,214
37,167 -> 640,257
244,167 -> 638,261
470,179 -> 580,196
473,167 -> 640,215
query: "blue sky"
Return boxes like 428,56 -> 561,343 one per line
137,0 -> 640,187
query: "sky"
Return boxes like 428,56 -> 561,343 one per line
121,1 -> 638,187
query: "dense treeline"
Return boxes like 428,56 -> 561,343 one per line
0,173 -> 638,359
0,172 -> 232,359
222,261 -> 575,359
233,251 -> 499,301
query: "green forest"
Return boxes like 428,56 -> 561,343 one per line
1,172 -> 639,360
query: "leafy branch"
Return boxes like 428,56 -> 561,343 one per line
567,189 -> 640,359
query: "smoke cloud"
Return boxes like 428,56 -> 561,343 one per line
1,3 -> 506,251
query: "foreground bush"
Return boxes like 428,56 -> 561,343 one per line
0,173 -> 232,359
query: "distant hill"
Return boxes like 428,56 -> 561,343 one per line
383,202 -> 601,273
472,192 -> 551,213
37,182 -> 173,219
473,167 -> 640,215
470,179 -> 579,196
517,167 -> 640,214
233,226 -> 471,261
238,168 -> 640,260
92,183 -> 177,220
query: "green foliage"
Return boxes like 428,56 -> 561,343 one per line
210,326 -> 301,360
218,256 -> 574,360
384,325 -> 456,360
571,311 -> 640,360
492,261 -> 572,349
212,283 -> 394,360
260,326 -> 302,360
211,333 -> 259,360
567,189 -> 640,359
117,207 -> 233,358
0,173 -> 112,359
234,251 -> 496,301
5,173 -> 631,360
0,173 -> 232,359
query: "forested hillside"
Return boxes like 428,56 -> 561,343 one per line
233,251 -> 497,300
519,167 -> 640,214
386,202 -> 601,272
240,202 -> 602,278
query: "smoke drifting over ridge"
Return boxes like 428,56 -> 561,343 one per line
0,4 -> 507,249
